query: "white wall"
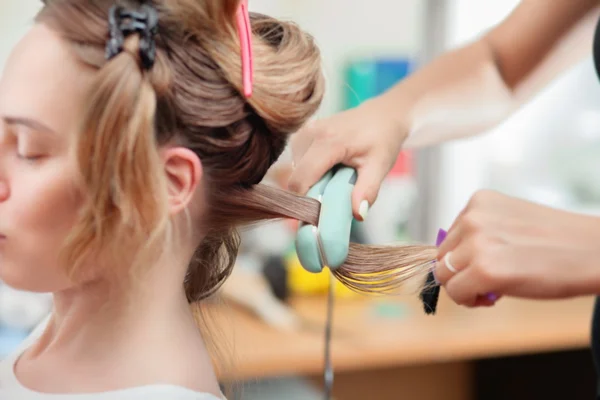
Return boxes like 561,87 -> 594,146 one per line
253,0 -> 426,117
434,0 -> 520,229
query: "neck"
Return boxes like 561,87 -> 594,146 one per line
46,223 -> 201,348
15,243 -> 222,395
48,277 -> 192,353
23,255 -> 205,375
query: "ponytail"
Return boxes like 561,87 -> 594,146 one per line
60,36 -> 170,280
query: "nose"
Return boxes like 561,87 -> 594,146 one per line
0,131 -> 7,201
0,150 -> 7,202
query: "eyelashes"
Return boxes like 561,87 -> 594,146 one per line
16,153 -> 42,161
16,132 -> 45,162
2,125 -> 48,162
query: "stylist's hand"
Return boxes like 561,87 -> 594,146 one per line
287,95 -> 407,221
435,190 -> 600,307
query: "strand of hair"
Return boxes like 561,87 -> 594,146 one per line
217,183 -> 439,297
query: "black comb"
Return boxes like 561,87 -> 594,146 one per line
420,271 -> 440,315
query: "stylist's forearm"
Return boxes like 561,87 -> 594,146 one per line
384,40 -> 512,149
571,214 -> 600,296
382,0 -> 598,149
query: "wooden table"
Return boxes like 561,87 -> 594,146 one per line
209,292 -> 596,399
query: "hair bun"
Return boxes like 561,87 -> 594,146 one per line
195,12 -> 325,186
246,15 -> 324,135
165,0 -> 241,38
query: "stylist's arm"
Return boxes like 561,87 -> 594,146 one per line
287,0 -> 599,221
434,190 -> 600,307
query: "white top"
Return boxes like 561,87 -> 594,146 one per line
0,316 -> 226,399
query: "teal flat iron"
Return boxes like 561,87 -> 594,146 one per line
294,165 -> 448,398
294,165 -> 356,400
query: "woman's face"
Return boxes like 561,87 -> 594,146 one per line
0,24 -> 92,292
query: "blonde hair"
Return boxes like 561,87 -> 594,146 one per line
37,0 -> 437,313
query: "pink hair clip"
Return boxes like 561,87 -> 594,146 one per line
236,0 -> 253,98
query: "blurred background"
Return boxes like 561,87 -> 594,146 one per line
2,1 -> 600,399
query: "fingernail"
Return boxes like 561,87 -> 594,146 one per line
358,200 -> 369,221
486,292 -> 498,302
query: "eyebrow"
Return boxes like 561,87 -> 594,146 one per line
3,116 -> 57,135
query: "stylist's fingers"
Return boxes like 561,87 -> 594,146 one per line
438,203 -> 489,261
433,243 -> 470,286
436,200 -> 475,259
444,266 -> 482,307
444,262 -> 502,307
436,221 -> 466,262
351,158 -> 390,221
288,136 -> 346,196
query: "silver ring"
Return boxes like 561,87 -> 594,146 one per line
444,252 -> 458,274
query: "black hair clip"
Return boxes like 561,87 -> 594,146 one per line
105,3 -> 159,70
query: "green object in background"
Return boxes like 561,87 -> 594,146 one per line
372,301 -> 409,319
344,60 -> 378,110
343,58 -> 414,111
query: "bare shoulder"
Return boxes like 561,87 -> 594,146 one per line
149,339 -> 223,397
123,326 -> 224,398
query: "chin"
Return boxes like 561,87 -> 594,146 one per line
0,262 -> 66,294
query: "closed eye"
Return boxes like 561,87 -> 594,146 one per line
16,153 -> 43,162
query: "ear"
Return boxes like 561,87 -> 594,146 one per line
160,146 -> 203,215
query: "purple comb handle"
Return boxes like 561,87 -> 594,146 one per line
436,229 -> 447,247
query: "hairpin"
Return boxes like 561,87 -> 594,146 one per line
236,0 -> 254,98
105,3 -> 159,70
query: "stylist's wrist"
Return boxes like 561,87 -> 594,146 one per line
572,214 -> 600,296
371,88 -> 412,144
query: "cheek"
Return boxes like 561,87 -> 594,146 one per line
0,162 -> 82,292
